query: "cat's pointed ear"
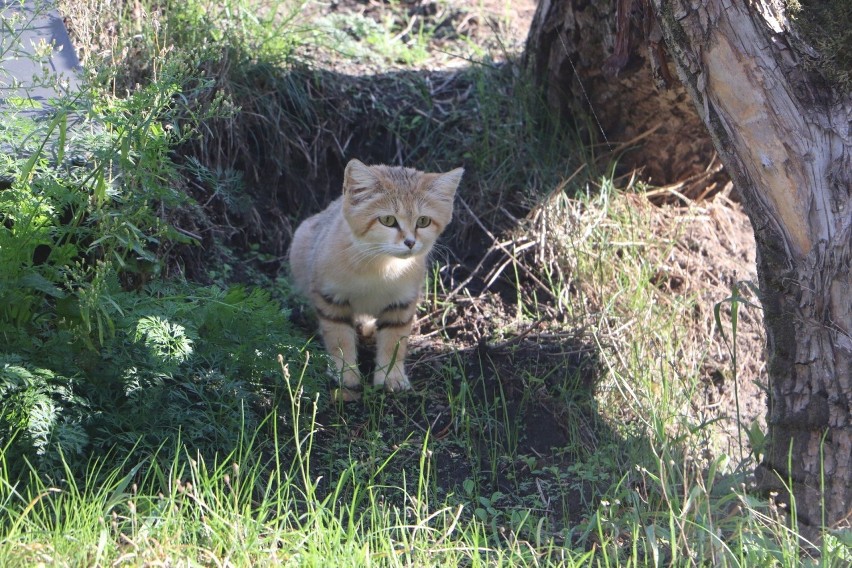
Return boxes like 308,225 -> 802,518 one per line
432,168 -> 464,200
343,159 -> 377,194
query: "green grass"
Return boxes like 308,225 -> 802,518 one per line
2,376 -> 846,566
0,372 -> 587,567
2,0 -> 850,565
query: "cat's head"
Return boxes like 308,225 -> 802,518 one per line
341,159 -> 463,259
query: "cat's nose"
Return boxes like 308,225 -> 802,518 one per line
403,238 -> 416,249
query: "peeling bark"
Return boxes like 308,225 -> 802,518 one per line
654,0 -> 852,532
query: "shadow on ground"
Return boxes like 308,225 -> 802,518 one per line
302,328 -> 611,534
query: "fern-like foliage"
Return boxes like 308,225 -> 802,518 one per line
0,357 -> 89,477
134,315 -> 195,365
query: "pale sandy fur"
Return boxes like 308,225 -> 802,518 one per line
289,159 -> 462,394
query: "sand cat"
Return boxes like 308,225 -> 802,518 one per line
289,159 -> 463,398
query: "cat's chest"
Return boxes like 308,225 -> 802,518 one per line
322,267 -> 419,315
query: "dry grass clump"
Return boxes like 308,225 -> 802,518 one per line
427,177 -> 767,461
539,185 -> 766,458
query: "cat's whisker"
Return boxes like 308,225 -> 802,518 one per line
430,242 -> 452,262
350,245 -> 388,264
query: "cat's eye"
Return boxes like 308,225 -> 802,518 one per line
378,215 -> 397,227
415,216 -> 431,228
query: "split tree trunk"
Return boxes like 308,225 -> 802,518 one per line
527,0 -> 851,533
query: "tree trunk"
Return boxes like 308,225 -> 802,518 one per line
528,0 -> 852,534
654,0 -> 852,533
524,0 -> 724,187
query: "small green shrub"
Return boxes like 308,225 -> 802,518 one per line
0,8 -> 326,483
3,278 -> 326,480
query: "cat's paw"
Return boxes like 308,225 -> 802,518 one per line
328,368 -> 363,402
328,364 -> 361,390
341,369 -> 361,389
332,386 -> 362,402
376,370 -> 411,392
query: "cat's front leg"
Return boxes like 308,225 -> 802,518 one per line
318,319 -> 360,390
374,318 -> 412,391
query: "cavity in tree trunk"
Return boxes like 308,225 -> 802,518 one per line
524,0 -> 723,186
527,0 -> 851,534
